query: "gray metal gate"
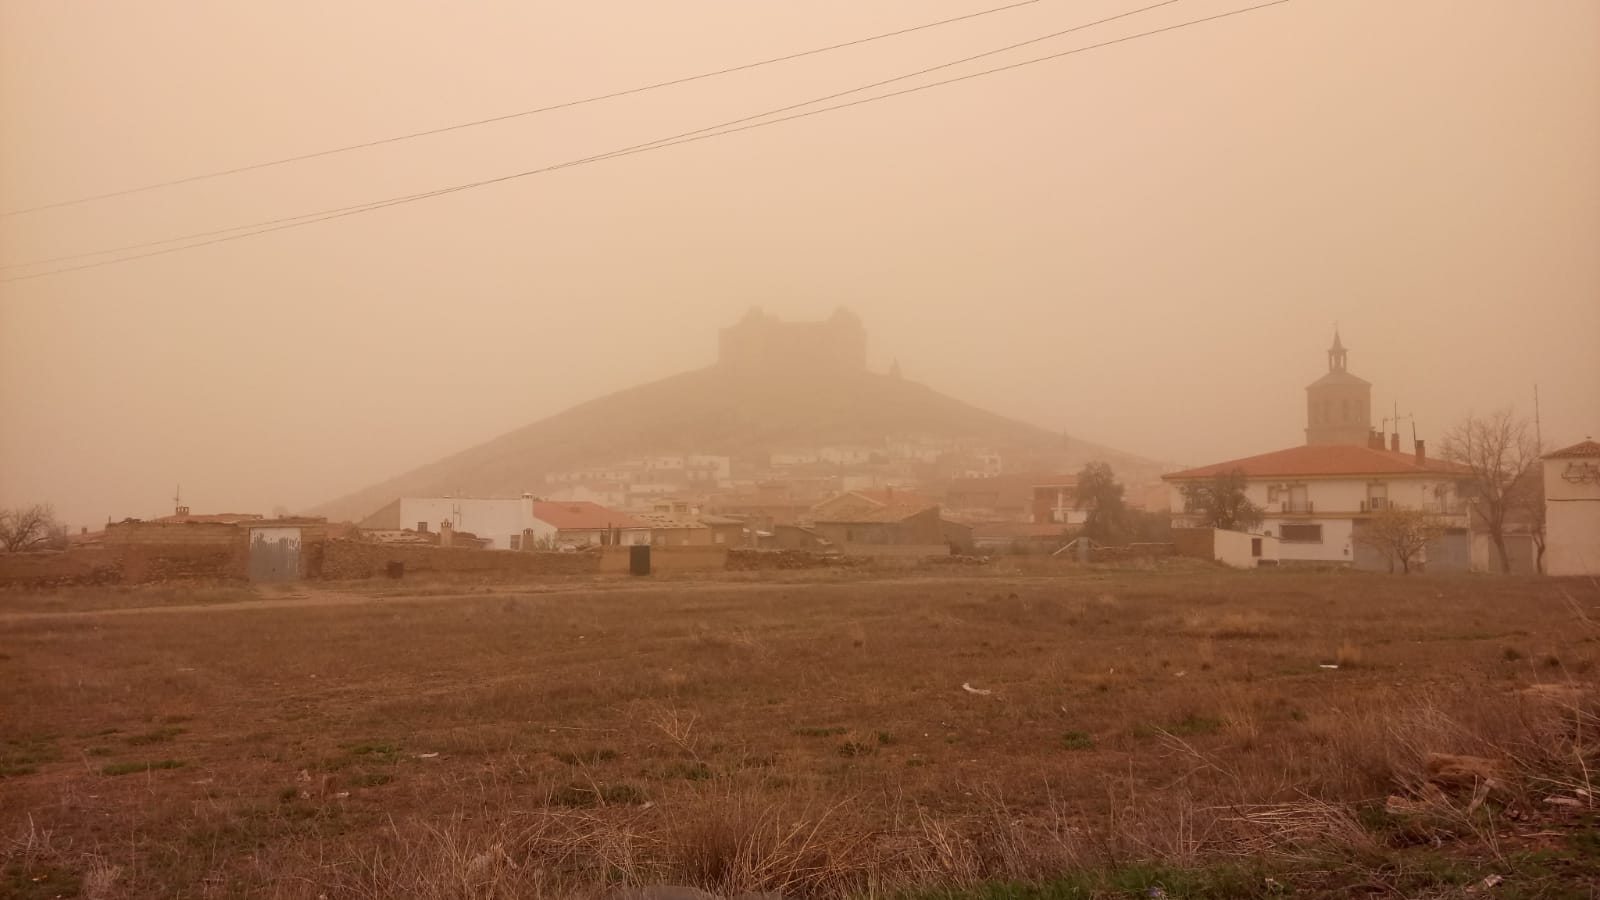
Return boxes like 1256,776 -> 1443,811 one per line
249,527 -> 302,582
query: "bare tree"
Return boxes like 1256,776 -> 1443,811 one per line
1440,409 -> 1541,574
0,504 -> 68,552
1353,506 -> 1446,574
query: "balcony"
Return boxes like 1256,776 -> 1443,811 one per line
1278,500 -> 1314,514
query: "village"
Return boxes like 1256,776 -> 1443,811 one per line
7,317 -> 1594,588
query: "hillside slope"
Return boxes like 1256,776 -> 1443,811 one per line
313,368 -> 1152,521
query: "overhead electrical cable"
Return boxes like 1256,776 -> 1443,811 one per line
1,0 -> 1296,284
3,0 -> 1191,273
1,0 -> 1051,217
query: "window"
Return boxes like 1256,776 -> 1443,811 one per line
1366,482 -> 1388,512
714,533 -> 726,544
417,521 -> 429,532
1251,538 -> 1263,558
1280,523 -> 1323,543
509,534 -> 521,551
1267,485 -> 1281,503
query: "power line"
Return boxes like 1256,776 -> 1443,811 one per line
1,0 -> 1051,217
4,0 -> 1190,272
1,0 -> 1297,285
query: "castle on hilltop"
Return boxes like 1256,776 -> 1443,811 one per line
717,307 -> 868,375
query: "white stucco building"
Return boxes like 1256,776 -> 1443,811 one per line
1164,332 -> 1472,570
1164,443 -> 1473,569
359,496 -> 648,549
1542,438 -> 1600,576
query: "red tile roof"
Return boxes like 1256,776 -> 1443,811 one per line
844,488 -> 933,507
1163,444 -> 1469,480
529,501 -> 645,530
1545,439 -> 1600,460
814,503 -> 939,524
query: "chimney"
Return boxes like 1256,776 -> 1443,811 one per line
1390,432 -> 1400,453
81,526 -> 88,535
438,519 -> 453,548
1415,439 -> 1426,466
1368,429 -> 1384,451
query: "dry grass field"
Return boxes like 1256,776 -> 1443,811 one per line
3,566 -> 1599,899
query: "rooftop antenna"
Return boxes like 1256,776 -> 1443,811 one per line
173,484 -> 182,515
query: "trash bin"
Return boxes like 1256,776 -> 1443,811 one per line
386,561 -> 405,579
629,544 -> 651,576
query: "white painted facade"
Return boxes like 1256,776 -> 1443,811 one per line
1544,452 -> 1600,576
1170,475 -> 1468,566
1214,528 -> 1281,568
544,483 -> 628,509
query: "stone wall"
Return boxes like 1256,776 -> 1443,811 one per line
726,549 -> 868,570
836,543 -> 950,559
0,549 -> 124,588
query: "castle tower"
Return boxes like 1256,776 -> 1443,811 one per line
1304,330 -> 1372,446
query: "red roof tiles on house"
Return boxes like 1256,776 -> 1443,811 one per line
528,501 -> 645,530
1544,439 -> 1600,460
1162,444 -> 1469,481
814,503 -> 939,524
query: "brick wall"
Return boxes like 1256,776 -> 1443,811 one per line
105,521 -> 244,546
1171,528 -> 1215,560
598,545 -> 729,574
319,541 -> 602,580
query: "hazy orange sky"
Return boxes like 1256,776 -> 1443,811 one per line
3,0 -> 1597,528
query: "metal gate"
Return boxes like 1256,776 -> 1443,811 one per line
249,527 -> 302,582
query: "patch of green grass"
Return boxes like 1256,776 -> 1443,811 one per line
659,760 -> 712,781
792,726 -> 847,737
551,748 -> 617,766
86,746 -> 114,757
548,782 -> 647,808
342,740 -> 400,762
102,759 -> 185,776
350,772 -> 394,788
1062,730 -> 1094,751
1503,647 -> 1525,662
877,730 -> 896,745
1,737 -> 60,776
126,727 -> 185,746
837,740 -> 876,757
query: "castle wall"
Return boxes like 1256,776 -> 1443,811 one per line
718,308 -> 867,375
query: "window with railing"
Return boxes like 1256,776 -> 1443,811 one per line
1282,484 -> 1311,513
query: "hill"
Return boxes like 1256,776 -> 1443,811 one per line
312,367 -> 1157,522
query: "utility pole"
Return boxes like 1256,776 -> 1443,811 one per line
1533,384 -> 1543,451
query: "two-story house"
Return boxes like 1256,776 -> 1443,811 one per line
1164,332 -> 1472,570
1164,441 -> 1472,568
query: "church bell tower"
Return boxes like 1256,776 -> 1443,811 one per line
1304,330 -> 1373,446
